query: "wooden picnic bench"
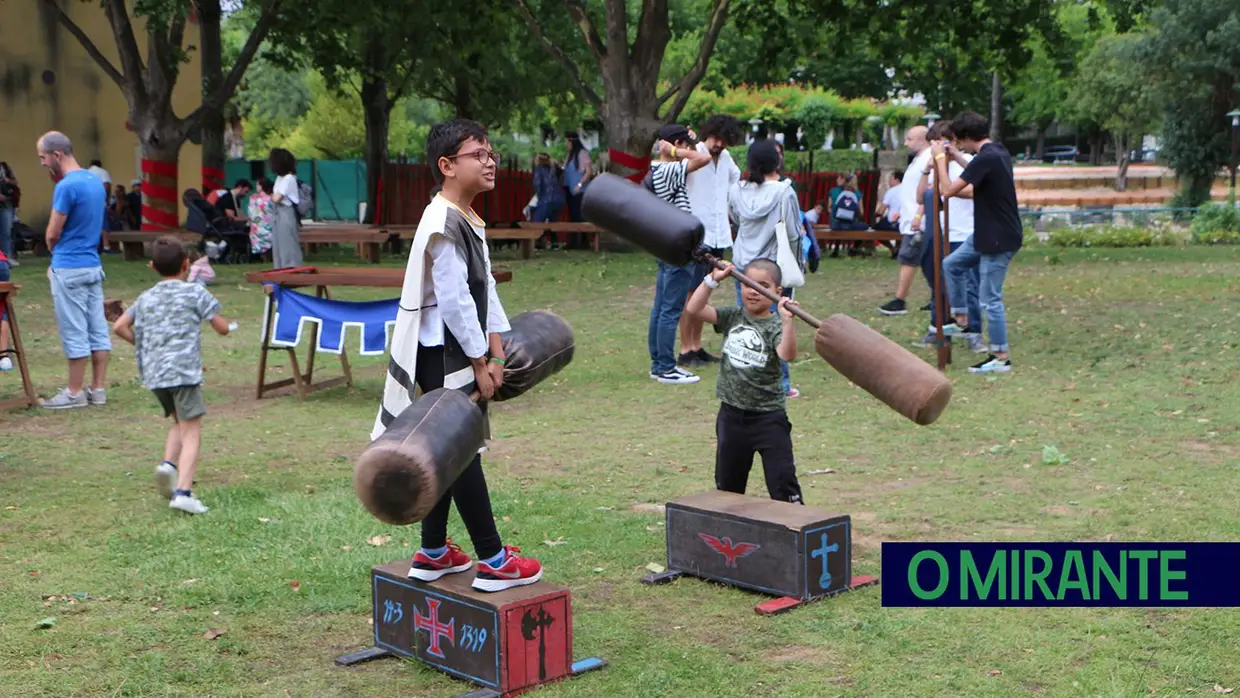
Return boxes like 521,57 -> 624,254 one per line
111,231 -> 203,261
813,226 -> 903,258
297,225 -> 392,263
392,225 -> 545,260
517,221 -> 602,253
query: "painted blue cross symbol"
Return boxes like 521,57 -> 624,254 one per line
810,533 -> 839,590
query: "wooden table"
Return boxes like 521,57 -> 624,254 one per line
244,266 -> 512,400
0,282 -> 38,410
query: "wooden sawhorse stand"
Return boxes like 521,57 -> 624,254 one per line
254,284 -> 353,400
0,282 -> 38,410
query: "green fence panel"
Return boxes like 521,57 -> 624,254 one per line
222,161 -> 251,192
314,159 -> 366,221
222,158 -> 367,221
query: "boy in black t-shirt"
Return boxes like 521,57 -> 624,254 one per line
932,112 -> 1022,374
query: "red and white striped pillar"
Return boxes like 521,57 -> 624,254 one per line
140,158 -> 179,231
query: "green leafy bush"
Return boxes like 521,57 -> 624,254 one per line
1047,225 -> 1184,247
725,145 -> 874,173
1189,196 -> 1240,244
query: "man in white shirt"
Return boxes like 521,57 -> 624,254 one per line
680,114 -> 742,367
912,123 -> 984,352
877,126 -> 929,316
873,172 -> 903,231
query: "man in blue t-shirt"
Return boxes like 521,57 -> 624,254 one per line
37,131 -> 112,409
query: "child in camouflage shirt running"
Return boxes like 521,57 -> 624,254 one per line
685,258 -> 804,504
113,237 -> 236,515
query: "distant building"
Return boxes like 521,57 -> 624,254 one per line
0,1 -> 203,230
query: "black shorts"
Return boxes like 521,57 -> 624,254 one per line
897,233 -> 923,266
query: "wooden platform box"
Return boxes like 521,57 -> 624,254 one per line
644,491 -> 878,614
346,561 -> 604,697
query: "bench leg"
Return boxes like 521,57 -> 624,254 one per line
591,232 -> 600,253
521,239 -> 533,260
364,242 -> 380,264
122,241 -> 143,262
2,294 -> 38,409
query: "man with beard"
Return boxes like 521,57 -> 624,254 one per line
680,114 -> 743,367
37,132 -> 111,409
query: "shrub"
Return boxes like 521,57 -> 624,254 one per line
725,145 -> 874,173
1189,195 -> 1240,244
1046,225 -> 1184,248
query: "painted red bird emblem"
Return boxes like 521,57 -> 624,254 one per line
698,533 -> 761,568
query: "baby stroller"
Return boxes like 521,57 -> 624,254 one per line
183,189 -> 246,264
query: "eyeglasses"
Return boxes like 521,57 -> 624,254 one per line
447,150 -> 502,165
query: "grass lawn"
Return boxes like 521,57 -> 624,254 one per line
2,242 -> 1238,698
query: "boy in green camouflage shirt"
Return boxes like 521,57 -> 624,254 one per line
686,258 -> 804,503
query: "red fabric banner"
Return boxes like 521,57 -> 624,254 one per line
608,148 -> 651,183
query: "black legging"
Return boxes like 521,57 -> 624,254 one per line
414,344 -> 503,559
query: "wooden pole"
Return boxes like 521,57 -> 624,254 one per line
932,172 -> 951,370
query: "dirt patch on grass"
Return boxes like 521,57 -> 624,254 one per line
1180,440 -> 1237,464
765,644 -> 835,664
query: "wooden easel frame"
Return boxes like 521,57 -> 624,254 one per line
0,282 -> 38,410
254,284 -> 354,400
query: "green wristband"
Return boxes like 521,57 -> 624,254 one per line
490,357 -> 506,366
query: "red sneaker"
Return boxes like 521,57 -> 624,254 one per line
407,540 -> 473,582
471,545 -> 543,592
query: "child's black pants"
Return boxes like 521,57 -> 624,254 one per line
415,344 -> 503,559
715,402 -> 803,504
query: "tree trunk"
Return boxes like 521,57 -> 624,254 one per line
136,130 -> 185,231
989,71 -> 1003,142
361,77 -> 391,226
1034,126 -> 1047,161
454,73 -> 473,120
198,0 -> 226,194
1113,132 -> 1130,192
597,65 -> 661,180
1090,132 -> 1103,165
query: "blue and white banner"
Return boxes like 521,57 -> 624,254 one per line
265,285 -> 398,356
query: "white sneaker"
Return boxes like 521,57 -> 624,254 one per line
170,495 -> 209,514
653,369 -> 700,385
0,357 -> 12,372
154,462 -> 177,500
87,388 -> 107,406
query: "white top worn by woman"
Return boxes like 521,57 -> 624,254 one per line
273,174 -> 300,207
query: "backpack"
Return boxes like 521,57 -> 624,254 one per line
642,167 -> 656,194
295,180 -> 313,217
832,190 -> 860,222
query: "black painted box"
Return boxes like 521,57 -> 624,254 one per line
665,491 -> 852,600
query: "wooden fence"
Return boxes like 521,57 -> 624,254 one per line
377,161 -> 880,227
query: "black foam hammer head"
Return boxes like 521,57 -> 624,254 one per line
581,173 -> 705,267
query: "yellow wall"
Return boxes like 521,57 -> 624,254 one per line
0,1 -> 203,230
